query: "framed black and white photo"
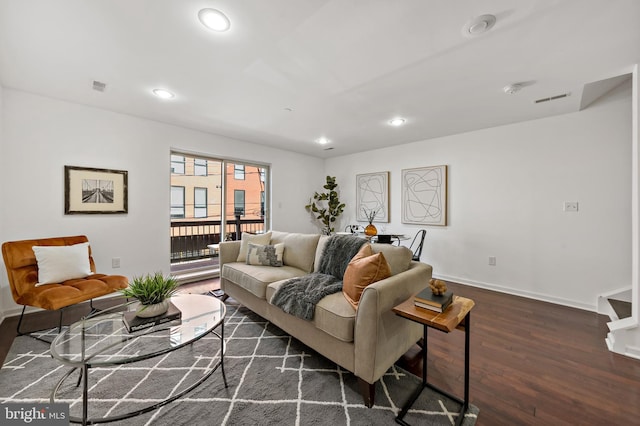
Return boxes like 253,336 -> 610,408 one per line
65,165 -> 128,214
401,165 -> 447,226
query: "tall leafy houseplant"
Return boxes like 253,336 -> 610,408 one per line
305,176 -> 346,235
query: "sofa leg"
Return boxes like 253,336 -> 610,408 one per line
358,378 -> 376,408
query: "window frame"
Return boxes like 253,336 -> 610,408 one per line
171,155 -> 185,175
194,158 -> 208,176
170,185 -> 185,218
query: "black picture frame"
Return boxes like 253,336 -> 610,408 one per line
64,165 -> 128,214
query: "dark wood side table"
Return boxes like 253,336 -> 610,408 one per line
392,295 -> 475,426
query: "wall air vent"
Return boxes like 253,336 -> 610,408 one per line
534,92 -> 570,104
92,80 -> 107,92
324,147 -> 334,151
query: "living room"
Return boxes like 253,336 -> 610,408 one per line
0,1 -> 639,425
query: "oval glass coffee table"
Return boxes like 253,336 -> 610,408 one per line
50,294 -> 227,425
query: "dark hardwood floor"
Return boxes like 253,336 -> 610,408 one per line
1,279 -> 638,425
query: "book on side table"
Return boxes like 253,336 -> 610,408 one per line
123,301 -> 182,332
414,288 -> 453,313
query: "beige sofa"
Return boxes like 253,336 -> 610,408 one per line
219,230 -> 432,407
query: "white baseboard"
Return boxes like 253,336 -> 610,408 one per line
435,273 -> 596,312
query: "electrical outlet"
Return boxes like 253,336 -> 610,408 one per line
112,257 -> 121,268
488,256 -> 496,266
563,201 -> 579,212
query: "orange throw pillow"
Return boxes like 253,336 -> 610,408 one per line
343,244 -> 392,309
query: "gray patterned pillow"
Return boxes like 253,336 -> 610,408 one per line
246,243 -> 284,267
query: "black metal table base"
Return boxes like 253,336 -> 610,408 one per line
396,312 -> 470,426
51,325 -> 227,425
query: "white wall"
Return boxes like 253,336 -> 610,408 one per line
326,81 -> 633,311
0,89 -> 324,316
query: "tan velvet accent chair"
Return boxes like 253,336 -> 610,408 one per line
2,235 -> 128,337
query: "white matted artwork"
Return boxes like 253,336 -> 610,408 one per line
356,172 -> 389,222
402,165 -> 447,226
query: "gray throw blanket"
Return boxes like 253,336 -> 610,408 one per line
271,234 -> 366,320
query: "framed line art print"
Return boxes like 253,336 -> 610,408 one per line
401,165 -> 447,226
65,165 -> 128,214
356,171 -> 389,223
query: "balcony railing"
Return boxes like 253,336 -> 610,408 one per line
170,216 -> 265,263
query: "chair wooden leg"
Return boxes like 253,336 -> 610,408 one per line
358,378 -> 376,408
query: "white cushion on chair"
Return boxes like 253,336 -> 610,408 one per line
32,242 -> 92,285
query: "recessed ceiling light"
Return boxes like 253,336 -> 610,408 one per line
152,89 -> 175,99
198,8 -> 231,32
503,83 -> 523,95
316,137 -> 330,145
462,14 -> 496,37
389,117 -> 406,126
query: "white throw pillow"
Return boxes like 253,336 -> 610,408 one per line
32,242 -> 92,285
237,232 -> 272,262
246,243 -> 284,267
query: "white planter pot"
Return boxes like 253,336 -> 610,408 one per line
135,300 -> 170,318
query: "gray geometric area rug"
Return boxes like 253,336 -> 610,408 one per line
0,302 -> 478,425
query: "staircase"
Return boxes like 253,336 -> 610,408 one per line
597,287 -> 640,359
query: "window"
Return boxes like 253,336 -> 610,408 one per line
259,168 -> 265,182
171,186 -> 185,218
260,191 -> 265,217
194,158 -> 207,176
234,190 -> 245,216
194,187 -> 207,218
171,155 -> 185,174
234,164 -> 245,180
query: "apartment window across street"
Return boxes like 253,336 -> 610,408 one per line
171,155 -> 185,174
234,189 -> 245,216
169,151 -> 270,276
194,187 -> 207,218
194,158 -> 207,176
171,186 -> 185,218
234,164 -> 245,180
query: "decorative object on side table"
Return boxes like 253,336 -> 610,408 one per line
363,207 -> 379,236
120,272 -> 180,318
305,175 -> 346,235
414,279 -> 453,313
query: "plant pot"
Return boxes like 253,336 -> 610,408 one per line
364,223 -> 378,237
135,300 -> 170,318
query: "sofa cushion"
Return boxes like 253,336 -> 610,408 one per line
222,262 -> 305,299
246,243 -> 284,267
237,232 -> 272,263
267,280 -> 356,342
274,232 -> 320,273
371,243 -> 413,275
342,244 -> 391,309
313,235 -> 330,273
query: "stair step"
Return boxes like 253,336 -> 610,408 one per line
608,299 -> 632,319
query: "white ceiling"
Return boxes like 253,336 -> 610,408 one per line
1,0 -> 638,158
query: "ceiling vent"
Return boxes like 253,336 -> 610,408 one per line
535,93 -> 570,104
92,80 -> 107,92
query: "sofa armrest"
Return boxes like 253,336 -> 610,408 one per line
353,261 -> 432,383
219,241 -> 241,268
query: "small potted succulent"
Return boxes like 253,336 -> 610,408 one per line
120,272 -> 180,318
